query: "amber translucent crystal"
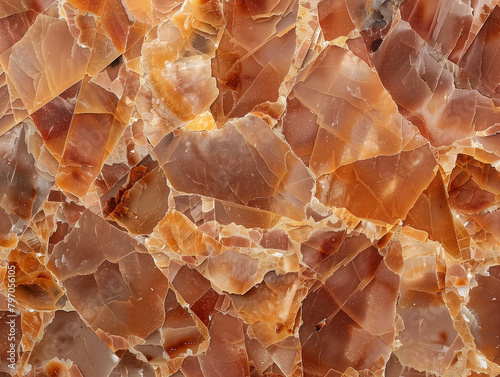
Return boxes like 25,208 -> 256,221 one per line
0,0 -> 499,376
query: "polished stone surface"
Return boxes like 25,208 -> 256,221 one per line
0,0 -> 499,376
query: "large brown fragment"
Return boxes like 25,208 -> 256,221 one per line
316,145 -> 437,225
300,245 -> 400,376
47,210 -> 169,339
154,115 -> 314,221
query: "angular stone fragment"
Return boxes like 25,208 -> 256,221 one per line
469,266 -> 500,365
103,165 -> 170,235
31,81 -> 81,160
154,115 -> 314,221
459,6 -> 500,101
316,145 -> 437,225
211,0 -> 297,125
448,154 -> 500,214
47,210 -> 169,339
29,311 -> 118,377
404,173 -> 461,258
288,45 -> 423,176
0,124 -> 53,220
7,245 -> 64,310
300,245 -> 400,376
0,14 -> 90,114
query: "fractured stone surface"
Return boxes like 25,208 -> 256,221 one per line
0,0 -> 499,376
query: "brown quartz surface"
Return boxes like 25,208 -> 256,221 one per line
0,0 -> 499,376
